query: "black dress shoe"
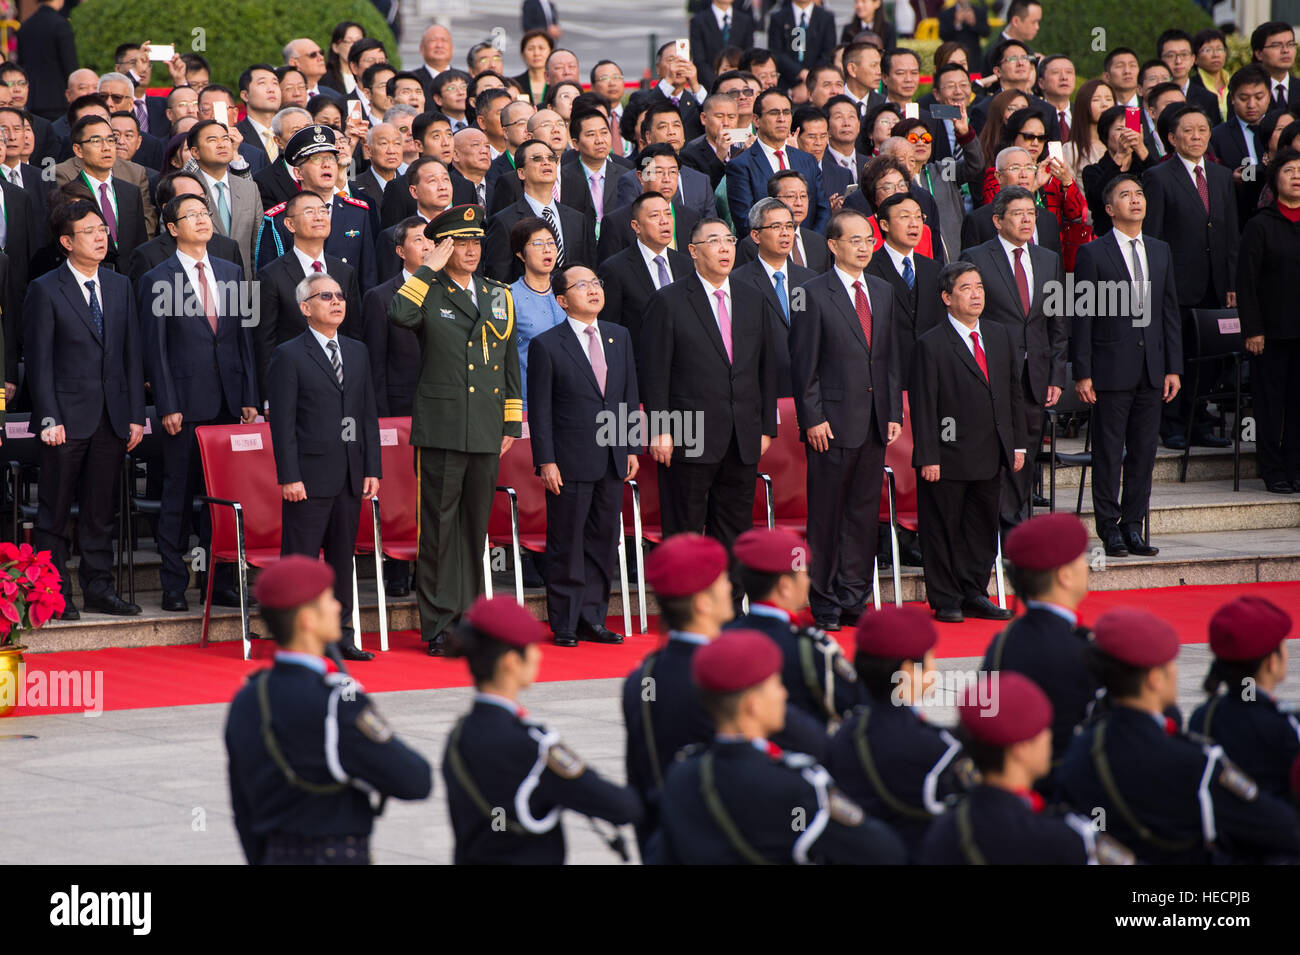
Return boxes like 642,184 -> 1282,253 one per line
385,580 -> 411,597
211,588 -> 244,607
83,592 -> 143,616
1122,531 -> 1159,557
934,608 -> 964,623
1192,432 -> 1231,448
426,634 -> 448,656
1265,480 -> 1295,494
900,545 -> 925,567
1103,535 -> 1130,557
1032,493 -> 1051,508
161,591 -> 189,612
578,621 -> 624,644
838,607 -> 864,628
57,603 -> 81,621
338,642 -> 375,661
962,596 -> 1013,621
553,631 -> 579,647
1162,434 -> 1188,450
814,617 -> 840,632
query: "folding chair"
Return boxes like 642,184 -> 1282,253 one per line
622,451 -> 662,633
1181,308 -> 1247,490
1032,383 -> 1094,517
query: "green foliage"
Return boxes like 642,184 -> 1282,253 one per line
1031,0 -> 1212,81
899,38 -> 941,78
69,0 -> 399,89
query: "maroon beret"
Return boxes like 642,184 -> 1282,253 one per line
1209,596 -> 1292,661
645,533 -> 729,598
732,528 -> 810,575
959,671 -> 1053,746
692,629 -> 784,693
254,556 -> 335,610
463,595 -> 547,648
854,605 -> 938,660
1004,513 -> 1089,571
1092,607 -> 1180,668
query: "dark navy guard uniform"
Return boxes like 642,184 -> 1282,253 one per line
255,192 -> 377,288
443,692 -> 643,864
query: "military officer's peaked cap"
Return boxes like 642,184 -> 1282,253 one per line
285,124 -> 340,165
426,203 -> 486,241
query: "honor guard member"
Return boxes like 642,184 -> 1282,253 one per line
726,528 -> 865,729
1190,597 -> 1300,806
826,606 -> 972,859
254,124 -> 378,288
223,557 -> 432,865
442,596 -> 643,864
388,205 -> 521,655
1057,608 -> 1300,864
984,513 -> 1098,775
651,629 -> 907,865
920,672 -> 1135,865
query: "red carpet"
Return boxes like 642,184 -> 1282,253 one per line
5,581 -> 1299,717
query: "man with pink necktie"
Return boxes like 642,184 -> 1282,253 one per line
639,217 -> 778,611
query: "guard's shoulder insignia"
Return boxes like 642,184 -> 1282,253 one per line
354,705 -> 393,743
545,740 -> 586,779
676,742 -> 706,761
1278,700 -> 1299,715
828,787 -> 865,826
341,195 -> 370,210
264,201 -> 288,217
779,751 -> 817,770
833,653 -> 858,682
1094,832 -> 1137,866
1218,756 -> 1259,802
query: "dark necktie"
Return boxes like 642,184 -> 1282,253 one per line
654,253 -> 671,288
1194,164 -> 1210,214
789,237 -> 804,267
85,279 -> 103,337
852,280 -> 872,348
1013,247 -> 1031,315
195,262 -> 218,334
1058,110 -> 1070,141
902,256 -> 914,290
1129,238 -> 1145,313
971,329 -> 988,380
722,12 -> 731,43
98,182 -> 118,245
327,339 -> 343,385
1276,83 -> 1288,108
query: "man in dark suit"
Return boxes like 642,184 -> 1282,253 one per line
450,127 -> 494,209
1251,20 -> 1300,111
734,196 -> 814,398
1157,29 -> 1223,127
689,0 -> 755,90
768,0 -> 837,88
26,200 -> 145,619
254,191 -> 362,408
59,115 -> 149,273
790,209 -> 901,630
1071,173 -> 1183,557
960,186 -> 1067,530
521,0 -> 561,34
621,44 -> 706,145
0,106 -> 52,249
727,89 -> 830,234
911,261 -> 1027,623
597,193 -> 693,364
736,169 -> 832,271
16,0 -> 79,122
126,171 -> 246,282
968,40 -> 1062,142
1208,65 -> 1271,224
269,272 -> 382,662
1142,104 -> 1237,450
236,65 -> 284,161
615,105 -> 716,220
252,106 -> 312,209
597,146 -> 701,262
483,139 -> 595,282
0,167 -> 31,391
138,193 -> 259,612
938,0 -> 990,68
640,217 -> 777,605
680,93 -> 741,190
960,147 -> 1062,254
527,265 -> 638,647
866,193 -> 944,387
560,109 -> 629,231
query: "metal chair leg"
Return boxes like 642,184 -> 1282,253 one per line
617,514 -> 631,638
370,499 -> 388,652
994,529 -> 1007,610
482,535 -> 493,599
630,481 -> 647,633
350,559 -> 362,650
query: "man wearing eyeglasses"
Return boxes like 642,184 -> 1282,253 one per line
485,100 -> 536,192
54,92 -> 160,236
969,39 -> 1061,142
284,38 -> 342,104
726,88 -> 830,235
1251,21 -> 1300,110
269,271 -> 382,661
191,119 -> 264,277
597,143 -> 700,262
56,114 -> 149,272
0,64 -> 60,166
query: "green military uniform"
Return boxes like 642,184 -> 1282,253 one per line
387,205 -> 521,650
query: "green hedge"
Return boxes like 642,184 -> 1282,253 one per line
1032,0 -> 1212,81
69,0 -> 399,89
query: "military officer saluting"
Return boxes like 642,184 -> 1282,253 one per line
727,528 -> 865,729
442,596 -> 643,864
1057,608 -> 1300,864
388,204 -> 521,655
920,671 -> 1134,865
224,557 -> 432,865
826,606 -> 970,859
1190,597 -> 1300,808
254,124 -> 377,288
651,629 -> 906,865
983,513 -> 1098,776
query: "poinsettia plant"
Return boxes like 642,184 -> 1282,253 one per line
0,542 -> 66,645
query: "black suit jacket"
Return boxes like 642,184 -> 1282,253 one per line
255,159 -> 298,211
138,254 -> 258,420
680,135 -> 728,189
125,231 -> 245,286
689,8 -> 755,89
484,196 -> 596,282
597,243 -> 694,357
1182,81 -> 1223,126
15,162 -> 52,251
960,238 -> 1067,402
558,158 -> 622,224
380,168 -> 420,227
732,257 -> 814,399
353,167 -> 393,204
132,133 -> 167,173
768,3 -> 837,86
450,166 -> 494,210
1208,119 -> 1265,225
24,265 -> 145,440
960,203 -> 1061,255
865,248 -> 944,388
0,179 -> 32,382
254,252 -> 362,404
527,320 -> 640,481
910,319 -> 1027,481
736,227 -> 831,272
639,275 -> 777,465
1070,230 -> 1182,391
521,0 -> 559,30
790,269 -> 900,449
621,87 -> 705,144
1141,155 -> 1238,306
938,3 -> 990,67
236,118 -> 270,158
596,200 -> 699,264
30,114 -> 61,167
17,6 -> 78,119
268,331 -> 381,498
361,272 -> 422,416
60,175 -> 149,273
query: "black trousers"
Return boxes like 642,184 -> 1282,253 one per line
804,436 -> 885,621
916,470 -> 1001,612
33,411 -> 126,602
1002,366 -> 1044,528
1092,384 -> 1162,536
281,486 -> 362,627
157,411 -> 236,593
658,431 -> 755,583
415,447 -> 499,642
543,464 -> 623,633
1252,339 -> 1300,485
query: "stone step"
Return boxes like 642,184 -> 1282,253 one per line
1044,440 -> 1258,490
1075,478 -> 1300,535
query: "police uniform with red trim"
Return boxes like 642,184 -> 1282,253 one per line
650,630 -> 907,865
1057,609 -> 1300,864
223,558 -> 432,865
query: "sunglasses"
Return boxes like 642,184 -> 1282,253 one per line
308,290 -> 345,302
906,131 -> 933,144
1019,132 -> 1047,143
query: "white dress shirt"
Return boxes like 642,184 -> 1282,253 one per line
833,264 -> 868,306
568,316 -> 604,364
1,162 -> 22,188
293,245 -> 327,276
308,323 -> 343,372
638,240 -> 674,289
698,274 -> 732,342
175,249 -> 220,316
1176,151 -> 1211,197
760,138 -> 791,173
1114,227 -> 1148,285
81,168 -> 116,218
1236,115 -> 1259,165
713,3 -> 732,30
523,191 -> 562,229
67,261 -> 101,307
882,241 -> 915,284
997,233 -> 1034,304
948,313 -> 1025,453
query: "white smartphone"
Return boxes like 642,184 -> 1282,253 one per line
726,128 -> 748,148
904,103 -> 919,120
148,43 -> 175,62
1047,140 -> 1064,163
675,39 -> 690,61
213,101 -> 229,127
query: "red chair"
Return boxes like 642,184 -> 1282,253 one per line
756,398 -> 808,535
195,423 -> 282,659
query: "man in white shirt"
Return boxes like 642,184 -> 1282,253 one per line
191,118 -> 263,275
1103,48 -> 1142,110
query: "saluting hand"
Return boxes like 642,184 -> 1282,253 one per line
423,237 -> 455,273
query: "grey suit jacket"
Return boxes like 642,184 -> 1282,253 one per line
202,170 -> 264,282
